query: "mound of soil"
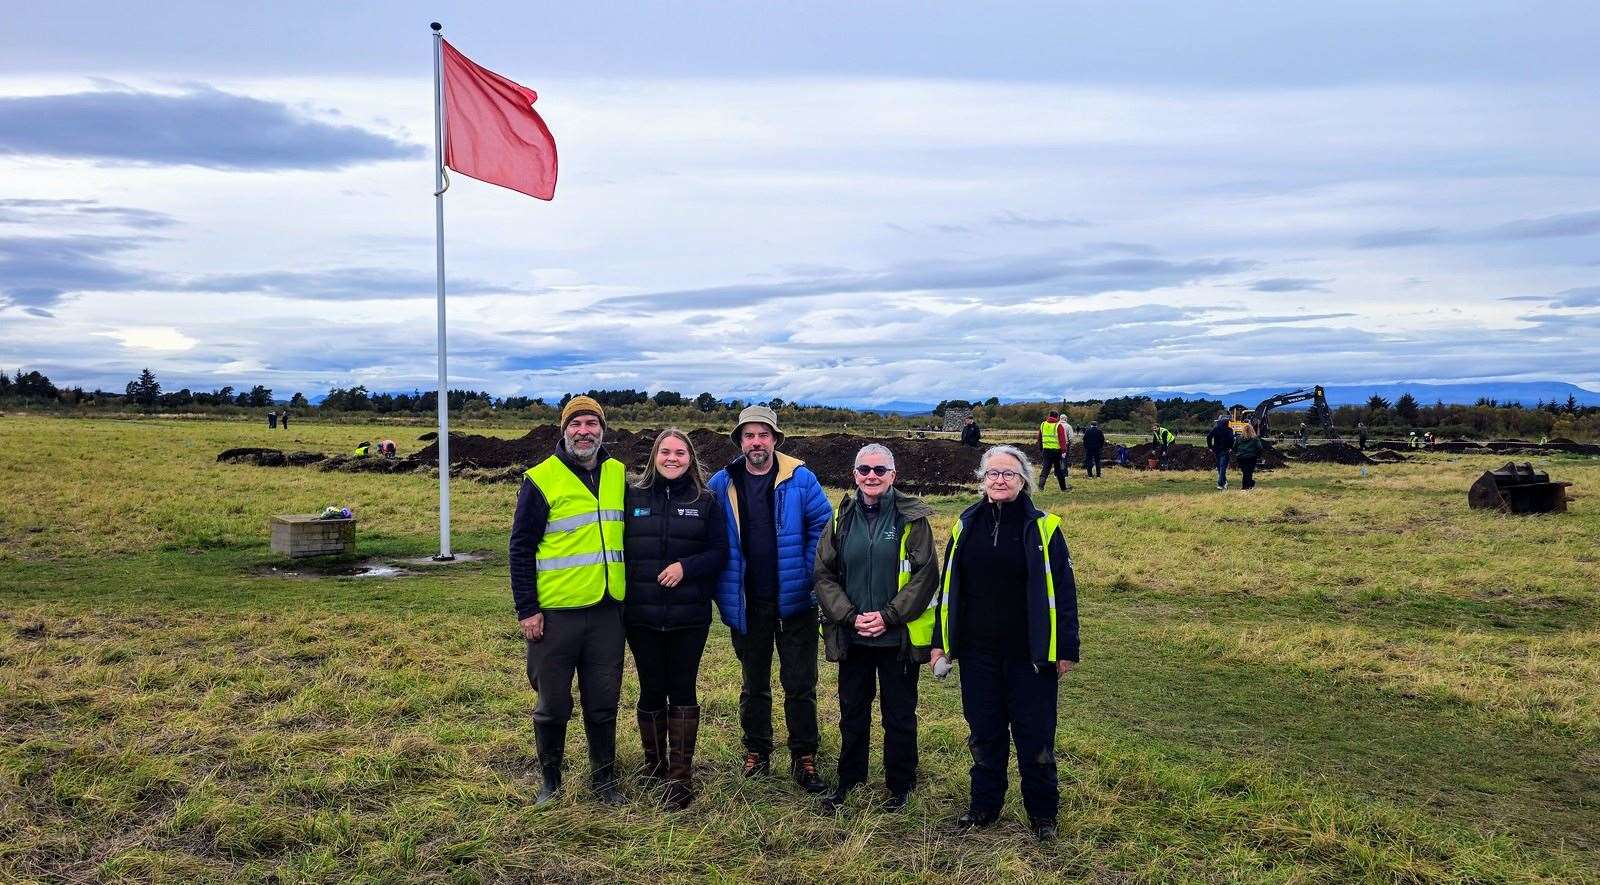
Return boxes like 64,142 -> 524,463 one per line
1294,442 -> 1375,465
1119,442 -> 1286,471
1368,449 -> 1409,462
217,447 -> 327,467
1548,437 -> 1577,445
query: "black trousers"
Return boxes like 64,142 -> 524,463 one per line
526,604 -> 625,727
836,644 -> 920,794
1083,448 -> 1103,476
626,623 -> 710,709
1239,456 -> 1258,490
730,595 -> 820,756
958,650 -> 1060,823
1040,450 -> 1068,488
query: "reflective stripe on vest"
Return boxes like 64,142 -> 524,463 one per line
938,513 -> 1060,658
524,455 -> 626,609
903,529 -> 936,646
1037,513 -> 1062,662
1039,420 -> 1061,450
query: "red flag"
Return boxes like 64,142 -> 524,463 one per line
441,40 -> 558,200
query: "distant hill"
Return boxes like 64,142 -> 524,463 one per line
1133,381 -> 1600,409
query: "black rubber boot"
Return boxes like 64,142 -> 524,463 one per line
533,720 -> 566,806
586,717 -> 625,806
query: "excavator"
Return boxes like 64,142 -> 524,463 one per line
1229,385 -> 1339,441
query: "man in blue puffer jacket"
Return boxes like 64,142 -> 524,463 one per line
708,405 -> 834,793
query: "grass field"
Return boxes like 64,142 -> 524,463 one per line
2,415 -> 1597,883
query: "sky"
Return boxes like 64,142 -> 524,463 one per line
3,1 -> 1599,406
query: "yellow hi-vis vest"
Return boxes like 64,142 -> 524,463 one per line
523,455 -> 626,609
827,506 -> 937,647
1039,420 -> 1062,450
936,511 -> 1063,660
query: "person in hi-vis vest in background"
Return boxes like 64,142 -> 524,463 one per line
510,396 -> 629,807
1036,410 -> 1072,491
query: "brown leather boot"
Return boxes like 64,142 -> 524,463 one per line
663,705 -> 700,810
636,707 -> 667,787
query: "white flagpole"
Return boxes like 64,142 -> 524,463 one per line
430,22 -> 454,561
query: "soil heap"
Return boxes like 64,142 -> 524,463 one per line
1119,442 -> 1287,471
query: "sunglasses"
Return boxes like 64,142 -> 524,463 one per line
854,464 -> 893,476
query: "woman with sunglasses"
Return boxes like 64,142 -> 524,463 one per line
930,444 -> 1080,842
812,443 -> 940,814
623,429 -> 728,809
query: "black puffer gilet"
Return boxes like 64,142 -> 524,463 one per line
623,476 -> 717,630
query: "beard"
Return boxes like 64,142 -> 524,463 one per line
566,434 -> 600,458
745,448 -> 772,468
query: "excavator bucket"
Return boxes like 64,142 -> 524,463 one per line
1467,462 -> 1571,514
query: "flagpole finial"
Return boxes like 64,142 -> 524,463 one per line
430,22 -> 442,31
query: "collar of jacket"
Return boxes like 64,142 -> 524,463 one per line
727,450 -> 806,487
839,486 -> 932,526
956,490 -> 1043,524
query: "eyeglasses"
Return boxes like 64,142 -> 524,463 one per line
854,464 -> 893,476
983,469 -> 1022,481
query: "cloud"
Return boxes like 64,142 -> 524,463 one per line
1488,210 -> 1600,241
1248,277 -> 1329,293
0,87 -> 422,170
94,326 -> 198,351
992,210 -> 1093,230
0,234 -> 159,313
1552,285 -> 1600,307
1351,228 -> 1446,249
1204,312 -> 1356,326
603,251 -> 1255,309
1353,209 -> 1600,250
0,198 -> 179,230
178,268 -> 525,300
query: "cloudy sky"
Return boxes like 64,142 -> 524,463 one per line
3,1 -> 1599,406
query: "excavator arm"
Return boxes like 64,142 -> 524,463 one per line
1251,385 -> 1339,440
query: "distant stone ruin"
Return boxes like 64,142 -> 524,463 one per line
940,408 -> 973,432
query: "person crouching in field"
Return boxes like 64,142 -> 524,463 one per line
812,443 -> 940,814
1233,423 -> 1264,490
931,444 -> 1080,843
623,429 -> 728,810
510,396 -> 628,806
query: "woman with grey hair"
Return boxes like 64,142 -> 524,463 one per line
812,442 -> 940,813
930,444 -> 1079,842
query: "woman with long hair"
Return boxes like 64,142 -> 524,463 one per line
623,429 -> 728,809
1234,423 -> 1264,490
930,444 -> 1080,842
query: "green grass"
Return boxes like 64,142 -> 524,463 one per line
2,416 -> 1598,882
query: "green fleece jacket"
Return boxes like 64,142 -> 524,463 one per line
812,488 -> 940,663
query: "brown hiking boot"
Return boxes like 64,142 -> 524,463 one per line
791,753 -> 827,794
741,751 -> 770,778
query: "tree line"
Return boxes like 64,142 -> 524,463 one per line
2,367 -> 1596,439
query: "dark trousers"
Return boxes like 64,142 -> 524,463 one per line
526,604 -> 625,727
731,595 -> 820,756
1240,456 -> 1258,490
1083,448 -> 1103,477
836,645 -> 920,794
958,651 -> 1060,823
1215,451 -> 1230,486
626,623 -> 710,709
1040,450 -> 1068,489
